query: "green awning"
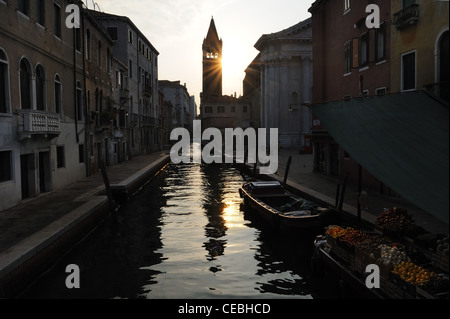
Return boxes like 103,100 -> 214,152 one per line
312,91 -> 449,223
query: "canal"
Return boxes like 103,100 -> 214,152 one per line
20,163 -> 320,299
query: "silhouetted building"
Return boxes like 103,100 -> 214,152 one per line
254,18 -> 313,151
200,18 -> 253,132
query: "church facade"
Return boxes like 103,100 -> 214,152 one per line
254,18 -> 313,152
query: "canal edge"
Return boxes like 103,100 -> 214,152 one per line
0,154 -> 171,299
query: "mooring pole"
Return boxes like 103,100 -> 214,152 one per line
283,156 -> 292,186
99,157 -> 115,213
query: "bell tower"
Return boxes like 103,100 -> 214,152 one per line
202,17 -> 223,97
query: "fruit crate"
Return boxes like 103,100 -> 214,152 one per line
389,271 -> 417,297
327,237 -> 355,266
381,276 -> 416,299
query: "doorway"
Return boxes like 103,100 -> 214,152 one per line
38,151 -> 51,194
20,154 -> 36,199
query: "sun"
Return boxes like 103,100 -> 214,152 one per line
221,41 -> 251,96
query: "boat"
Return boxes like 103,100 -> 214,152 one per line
239,180 -> 336,235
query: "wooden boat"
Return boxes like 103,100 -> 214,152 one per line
239,181 -> 333,235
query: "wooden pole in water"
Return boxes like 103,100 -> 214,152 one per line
99,157 -> 115,213
283,156 -> 292,186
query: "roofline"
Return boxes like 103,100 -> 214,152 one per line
308,0 -> 328,14
254,17 -> 312,51
87,10 -> 159,55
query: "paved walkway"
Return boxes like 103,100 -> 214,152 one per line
0,151 -> 170,297
0,152 -> 169,254
272,148 -> 448,235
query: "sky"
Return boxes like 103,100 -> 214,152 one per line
83,0 -> 314,107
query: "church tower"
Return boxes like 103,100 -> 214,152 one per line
202,17 -> 223,97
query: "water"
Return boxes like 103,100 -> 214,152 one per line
20,163 -> 316,299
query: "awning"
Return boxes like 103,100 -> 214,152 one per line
311,91 -> 449,224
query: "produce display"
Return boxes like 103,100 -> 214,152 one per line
436,235 -> 449,256
325,226 -> 369,247
379,244 -> 409,266
391,261 -> 437,285
323,207 -> 449,299
376,207 -> 414,230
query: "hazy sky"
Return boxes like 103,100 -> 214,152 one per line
84,0 -> 314,106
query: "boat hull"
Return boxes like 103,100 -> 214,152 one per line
239,182 -> 324,236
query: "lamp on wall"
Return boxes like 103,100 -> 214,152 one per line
288,104 -> 301,112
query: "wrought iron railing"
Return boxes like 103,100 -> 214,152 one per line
393,4 -> 419,30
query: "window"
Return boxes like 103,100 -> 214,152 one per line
79,144 -> 85,163
54,2 -> 61,38
402,51 -> 416,91
95,88 -> 99,112
19,58 -> 32,110
344,0 -> 351,12
97,41 -> 102,68
128,29 -> 133,44
36,0 -> 45,26
35,65 -> 46,111
359,32 -> 369,68
57,146 -> 65,168
106,48 -> 111,73
344,41 -> 352,74
54,74 -> 62,114
243,106 -> 248,113
217,106 -> 225,113
75,28 -> 81,52
0,49 -> 10,114
231,106 -> 235,113
129,59 -> 133,78
18,0 -> 29,15
99,90 -> 103,113
76,81 -> 83,121
375,22 -> 386,62
205,106 -> 212,113
86,29 -> 91,61
376,87 -> 386,96
0,151 -> 12,183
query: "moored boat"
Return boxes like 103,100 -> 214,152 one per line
239,181 -> 336,236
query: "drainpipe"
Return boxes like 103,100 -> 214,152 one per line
73,26 -> 79,144
81,10 -> 90,177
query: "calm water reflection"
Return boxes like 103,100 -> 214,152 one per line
21,163 -> 314,299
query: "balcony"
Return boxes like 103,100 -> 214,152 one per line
393,4 -> 419,30
17,109 -> 61,141
142,84 -> 153,96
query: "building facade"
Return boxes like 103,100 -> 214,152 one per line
309,0 -> 392,187
159,80 -> 192,131
390,0 -> 448,100
92,11 -> 161,155
0,0 -> 86,211
254,18 -> 313,151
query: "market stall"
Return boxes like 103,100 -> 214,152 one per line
313,207 -> 449,299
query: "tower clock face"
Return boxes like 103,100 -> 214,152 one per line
206,52 -> 219,59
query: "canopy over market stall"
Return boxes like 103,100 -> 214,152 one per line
311,91 -> 449,224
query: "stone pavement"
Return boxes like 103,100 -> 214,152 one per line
271,148 -> 449,235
